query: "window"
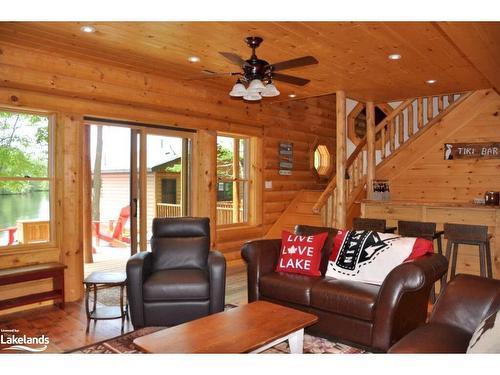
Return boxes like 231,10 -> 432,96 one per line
313,144 -> 332,177
216,135 -> 250,226
0,110 -> 53,248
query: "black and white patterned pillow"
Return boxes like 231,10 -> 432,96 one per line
467,310 -> 500,353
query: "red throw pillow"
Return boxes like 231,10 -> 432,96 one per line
276,230 -> 329,277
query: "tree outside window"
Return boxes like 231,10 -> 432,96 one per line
216,135 -> 250,226
0,110 -> 52,247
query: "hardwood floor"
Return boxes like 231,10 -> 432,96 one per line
0,259 -> 248,353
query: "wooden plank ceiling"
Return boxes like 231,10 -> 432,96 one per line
0,22 -> 497,102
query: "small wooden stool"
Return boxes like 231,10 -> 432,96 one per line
353,218 -> 397,233
398,220 -> 444,302
441,223 -> 493,294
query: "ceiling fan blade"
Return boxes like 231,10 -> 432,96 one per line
184,70 -> 240,80
219,52 -> 246,67
270,56 -> 318,72
272,73 -> 310,86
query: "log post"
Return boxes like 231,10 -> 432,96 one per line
336,91 -> 347,228
194,130 -> 217,248
366,101 -> 376,200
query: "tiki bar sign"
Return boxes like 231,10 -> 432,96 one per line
444,142 -> 500,160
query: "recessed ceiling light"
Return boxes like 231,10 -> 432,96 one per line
80,25 -> 96,33
288,94 -> 297,98
388,53 -> 402,60
187,56 -> 201,63
426,79 -> 437,84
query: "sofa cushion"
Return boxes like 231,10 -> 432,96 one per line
310,277 -> 380,321
259,273 -> 322,306
143,269 -> 209,302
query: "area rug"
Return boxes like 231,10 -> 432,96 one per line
68,327 -> 365,354
68,303 -> 365,354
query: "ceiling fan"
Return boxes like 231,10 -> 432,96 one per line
190,36 -> 318,101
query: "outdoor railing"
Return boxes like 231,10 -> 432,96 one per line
156,203 -> 182,218
155,201 -> 242,225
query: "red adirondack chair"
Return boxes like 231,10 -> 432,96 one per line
0,227 -> 17,246
93,206 -> 131,248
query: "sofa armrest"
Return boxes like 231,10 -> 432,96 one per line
241,239 -> 281,302
126,251 -> 153,328
208,250 -> 226,314
372,253 -> 448,352
431,274 -> 500,334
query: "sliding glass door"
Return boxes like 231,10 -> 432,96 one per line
85,121 -> 192,267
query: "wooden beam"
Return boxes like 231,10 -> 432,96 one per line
366,101 -> 376,200
335,91 -> 347,228
194,130 -> 217,248
82,125 -> 93,264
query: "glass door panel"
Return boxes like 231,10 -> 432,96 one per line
144,134 -> 190,250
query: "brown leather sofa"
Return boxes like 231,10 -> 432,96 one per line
241,224 -> 448,352
127,217 -> 226,328
389,274 -> 500,353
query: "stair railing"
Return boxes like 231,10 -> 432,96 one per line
313,92 -> 469,226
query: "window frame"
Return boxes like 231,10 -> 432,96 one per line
216,132 -> 259,228
0,107 -> 57,252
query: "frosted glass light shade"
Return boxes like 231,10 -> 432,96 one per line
248,79 -> 265,93
261,83 -> 280,97
243,92 -> 262,101
229,81 -> 247,97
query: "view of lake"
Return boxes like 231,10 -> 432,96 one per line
0,191 -> 50,243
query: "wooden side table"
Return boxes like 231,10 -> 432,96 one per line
83,271 -> 128,333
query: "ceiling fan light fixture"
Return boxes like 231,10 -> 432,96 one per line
248,79 -> 266,93
243,92 -> 262,101
261,82 -> 280,97
229,79 -> 247,97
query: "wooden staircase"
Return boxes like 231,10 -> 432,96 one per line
264,190 -> 323,238
264,91 -> 473,236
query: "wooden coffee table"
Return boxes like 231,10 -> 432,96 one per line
133,301 -> 318,353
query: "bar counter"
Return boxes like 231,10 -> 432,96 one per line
361,200 -> 499,278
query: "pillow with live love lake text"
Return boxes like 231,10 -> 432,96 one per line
276,231 -> 329,277
325,230 -> 434,285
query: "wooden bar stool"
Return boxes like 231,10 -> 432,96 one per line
353,217 -> 397,233
441,223 -> 493,294
397,220 -> 444,255
398,220 -> 445,302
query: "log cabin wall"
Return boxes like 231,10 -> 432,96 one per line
0,43 -> 335,308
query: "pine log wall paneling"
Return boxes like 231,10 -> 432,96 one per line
0,43 -> 336,307
377,89 -> 500,202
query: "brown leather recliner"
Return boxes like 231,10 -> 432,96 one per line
126,217 -> 226,328
241,224 -> 448,352
389,274 -> 500,353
